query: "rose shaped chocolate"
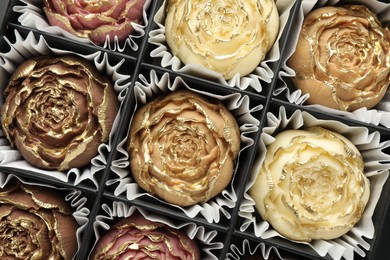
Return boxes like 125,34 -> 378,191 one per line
128,90 -> 241,206
43,0 -> 146,45
288,5 -> 390,111
0,181 -> 78,259
249,127 -> 370,241
165,0 -> 279,79
90,213 -> 200,259
1,56 -> 118,171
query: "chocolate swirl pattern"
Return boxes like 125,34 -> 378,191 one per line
43,0 -> 146,45
128,90 -> 241,207
250,127 -> 370,242
91,213 -> 200,259
1,56 -> 118,171
0,181 -> 78,259
164,0 -> 279,80
288,5 -> 390,111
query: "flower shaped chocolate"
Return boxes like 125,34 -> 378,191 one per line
1,56 -> 118,171
165,0 -> 279,79
43,0 -> 146,45
128,90 -> 241,206
91,213 -> 200,259
288,5 -> 390,111
0,181 -> 78,259
250,127 -> 370,241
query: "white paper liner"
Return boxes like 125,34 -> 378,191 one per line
148,0 -> 295,91
276,0 -> 390,127
0,172 -> 90,259
227,239 -> 284,260
238,106 -> 390,260
108,70 -> 261,223
90,201 -> 223,259
0,30 -> 131,188
13,0 -> 152,52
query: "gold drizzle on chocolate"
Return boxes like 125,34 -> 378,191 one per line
128,90 -> 241,206
1,56 -> 118,171
43,0 -> 145,45
0,181 -> 78,259
250,127 -> 370,241
91,214 -> 200,259
292,5 -> 390,111
165,0 -> 279,79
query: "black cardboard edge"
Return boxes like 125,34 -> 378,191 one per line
366,176 -> 390,260
0,0 -> 11,39
0,167 -> 99,195
0,0 -> 389,259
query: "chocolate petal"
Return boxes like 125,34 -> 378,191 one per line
91,214 -> 200,260
104,0 -> 128,18
44,8 -> 86,38
53,211 -> 78,259
79,0 -> 114,13
124,0 -> 145,21
70,13 -> 114,30
21,183 -> 72,214
89,21 -> 134,44
44,0 -> 68,15
0,183 -> 40,210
